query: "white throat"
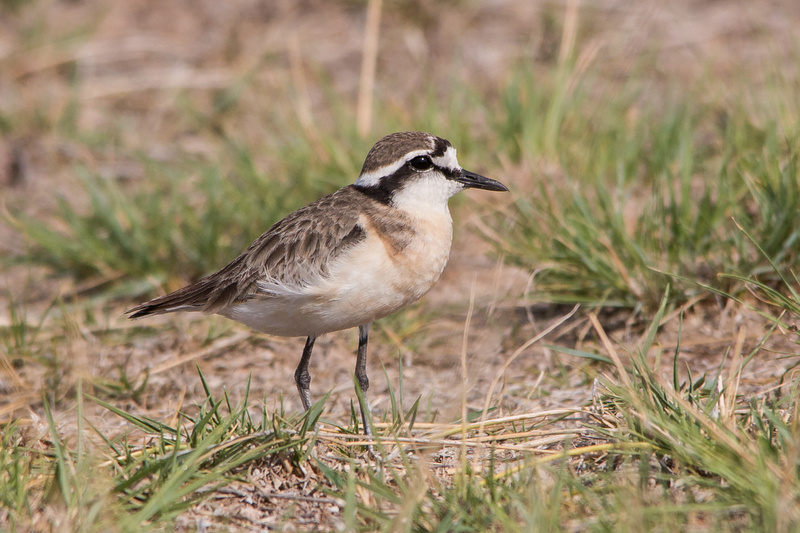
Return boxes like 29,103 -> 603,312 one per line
390,172 -> 463,215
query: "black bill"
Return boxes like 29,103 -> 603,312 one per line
454,169 -> 509,192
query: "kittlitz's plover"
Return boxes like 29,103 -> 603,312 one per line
127,131 -> 508,437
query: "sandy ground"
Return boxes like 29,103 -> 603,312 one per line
2,0 -> 800,529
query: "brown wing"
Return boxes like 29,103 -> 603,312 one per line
126,186 -> 367,318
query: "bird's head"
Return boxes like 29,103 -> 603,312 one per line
353,132 -> 507,211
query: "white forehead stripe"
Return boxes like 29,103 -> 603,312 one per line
355,149 -> 433,187
431,146 -> 460,173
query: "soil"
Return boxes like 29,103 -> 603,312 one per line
2,0 -> 800,529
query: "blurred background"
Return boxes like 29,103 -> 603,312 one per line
2,0 -> 800,420
2,0 -> 798,300
3,0 -> 800,529
3,0 -> 800,444
2,0 -> 797,216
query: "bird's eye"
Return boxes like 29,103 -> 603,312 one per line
408,155 -> 433,171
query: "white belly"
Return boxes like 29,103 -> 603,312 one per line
222,211 -> 453,337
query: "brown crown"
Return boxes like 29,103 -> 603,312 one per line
360,132 -> 452,175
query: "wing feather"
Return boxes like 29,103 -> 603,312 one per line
126,186 -> 367,318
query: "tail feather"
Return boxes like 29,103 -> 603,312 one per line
126,277 -> 227,319
126,259 -> 262,320
126,303 -> 199,319
126,290 -> 204,319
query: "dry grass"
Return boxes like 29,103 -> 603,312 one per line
2,0 -> 800,530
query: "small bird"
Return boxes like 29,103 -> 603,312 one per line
127,131 -> 507,437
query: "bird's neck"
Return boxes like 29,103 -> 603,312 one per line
389,177 -> 461,218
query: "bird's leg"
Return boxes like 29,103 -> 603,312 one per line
294,336 -> 316,412
355,323 -> 372,437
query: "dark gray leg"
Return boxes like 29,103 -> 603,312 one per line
355,323 -> 372,437
294,336 -> 316,411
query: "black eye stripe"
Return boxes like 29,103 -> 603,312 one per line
353,151 -> 461,206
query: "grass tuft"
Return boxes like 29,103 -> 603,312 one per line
1,368 -> 316,530
489,64 -> 800,309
